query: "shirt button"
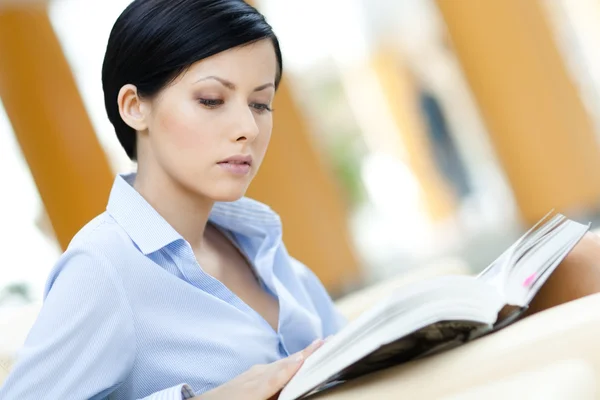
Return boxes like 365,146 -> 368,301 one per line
278,335 -> 288,356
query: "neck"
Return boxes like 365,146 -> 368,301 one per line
134,166 -> 213,251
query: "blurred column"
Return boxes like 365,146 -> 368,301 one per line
247,0 -> 360,293
336,0 -> 457,222
437,0 -> 600,223
0,3 -> 113,249
369,44 -> 456,221
247,80 -> 361,293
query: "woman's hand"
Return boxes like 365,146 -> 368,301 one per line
195,339 -> 325,400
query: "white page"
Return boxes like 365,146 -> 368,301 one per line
506,220 -> 589,305
280,276 -> 502,400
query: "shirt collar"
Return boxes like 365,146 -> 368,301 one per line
106,173 -> 281,255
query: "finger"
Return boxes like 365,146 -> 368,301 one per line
300,338 -> 325,359
257,340 -> 325,399
259,353 -> 305,399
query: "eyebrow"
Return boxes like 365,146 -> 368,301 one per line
194,76 -> 275,92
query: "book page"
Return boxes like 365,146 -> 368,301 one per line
304,320 -> 489,397
280,276 -> 502,400
477,210 -> 559,294
505,220 -> 589,306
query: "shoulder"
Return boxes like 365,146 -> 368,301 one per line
277,250 -> 326,296
287,256 -> 317,282
283,255 -> 347,334
43,212 -> 133,299
67,212 -> 134,255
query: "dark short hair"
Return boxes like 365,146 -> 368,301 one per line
102,0 -> 283,161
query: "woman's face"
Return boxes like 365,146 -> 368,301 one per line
138,39 -> 277,202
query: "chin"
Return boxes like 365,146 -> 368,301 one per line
207,186 -> 248,203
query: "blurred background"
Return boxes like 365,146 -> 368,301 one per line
2,0 -> 600,380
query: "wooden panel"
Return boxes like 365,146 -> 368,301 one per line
247,81 -> 361,294
437,0 -> 600,223
370,47 -> 456,221
0,6 -> 113,249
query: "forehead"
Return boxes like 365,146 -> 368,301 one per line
182,39 -> 278,85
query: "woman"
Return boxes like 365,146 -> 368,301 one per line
3,0 -> 600,399
1,1 -> 340,399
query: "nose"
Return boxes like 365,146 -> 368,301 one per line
232,103 -> 260,143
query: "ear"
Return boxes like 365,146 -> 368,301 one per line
118,84 -> 149,132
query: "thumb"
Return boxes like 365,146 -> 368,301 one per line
261,339 -> 325,399
261,353 -> 305,399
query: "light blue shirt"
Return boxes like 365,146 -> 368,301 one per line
0,173 -> 345,400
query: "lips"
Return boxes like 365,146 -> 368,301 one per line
217,155 -> 253,175
218,160 -> 250,165
217,155 -> 252,166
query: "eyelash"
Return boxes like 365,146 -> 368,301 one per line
251,103 -> 273,113
198,99 -> 224,108
198,99 -> 273,113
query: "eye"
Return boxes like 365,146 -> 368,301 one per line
198,98 -> 224,108
250,102 -> 273,114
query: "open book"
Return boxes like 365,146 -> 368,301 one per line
280,212 -> 590,400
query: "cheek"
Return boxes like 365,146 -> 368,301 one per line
255,120 -> 273,160
152,104 -> 217,171
156,106 -> 211,150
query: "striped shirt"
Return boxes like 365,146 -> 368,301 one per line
0,173 -> 345,399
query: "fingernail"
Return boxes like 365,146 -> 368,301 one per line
294,353 -> 304,363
